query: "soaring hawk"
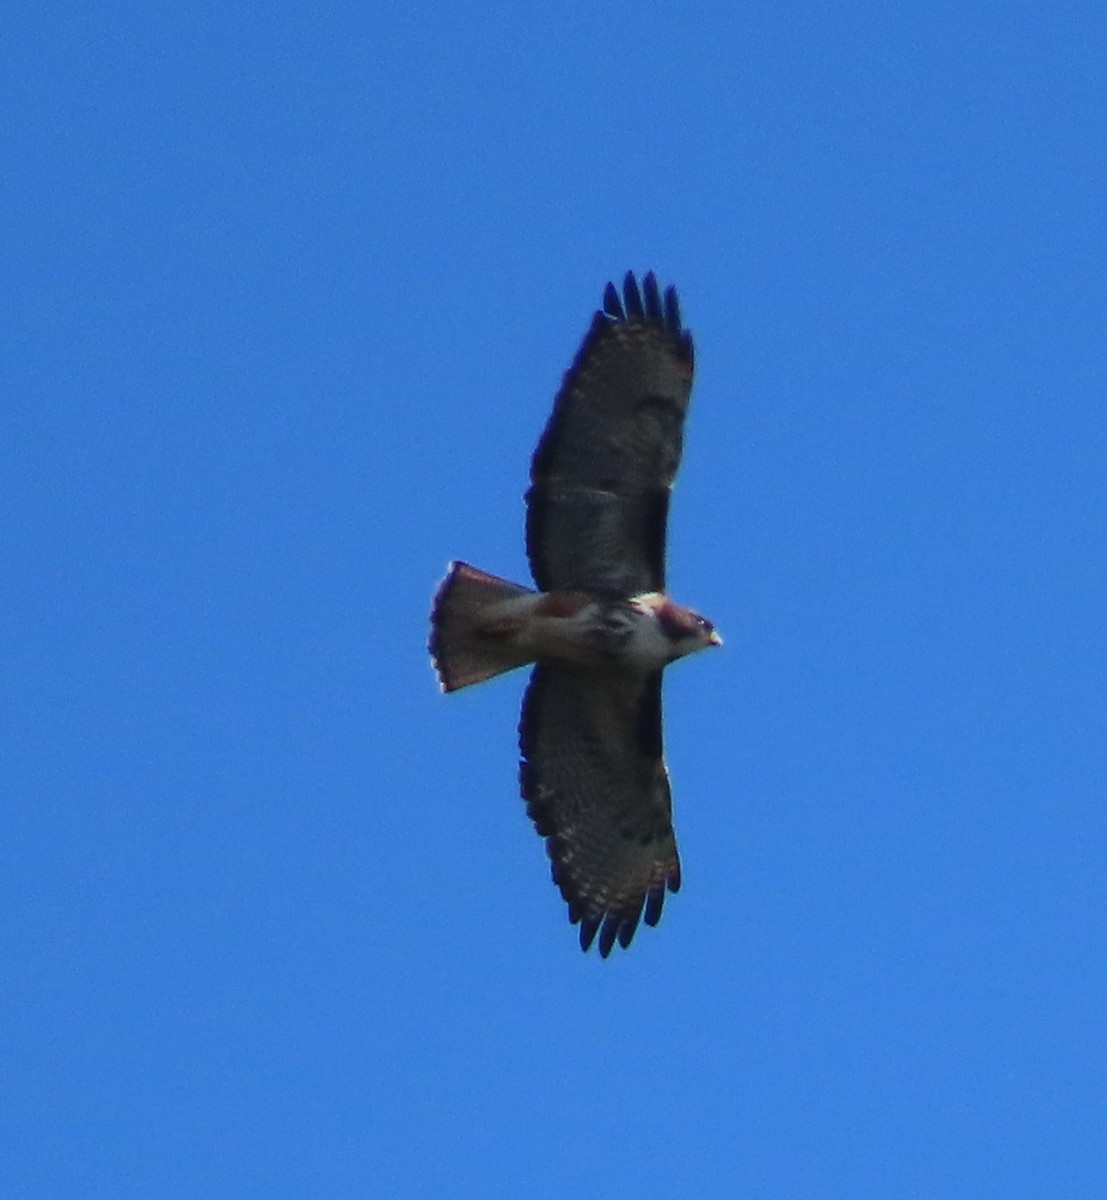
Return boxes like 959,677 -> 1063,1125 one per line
429,272 -> 719,956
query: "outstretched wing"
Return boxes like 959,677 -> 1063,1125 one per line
519,664 -> 682,956
526,272 -> 695,598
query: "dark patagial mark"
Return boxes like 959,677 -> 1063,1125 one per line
632,675 -> 664,760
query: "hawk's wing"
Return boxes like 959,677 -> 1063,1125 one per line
519,664 -> 681,956
526,272 -> 695,597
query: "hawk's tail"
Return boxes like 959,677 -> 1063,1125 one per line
429,562 -> 536,692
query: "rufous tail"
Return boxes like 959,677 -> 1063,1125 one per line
429,562 -> 535,692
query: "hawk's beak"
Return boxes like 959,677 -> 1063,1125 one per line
708,629 -> 723,647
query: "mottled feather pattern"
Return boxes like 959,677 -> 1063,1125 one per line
526,272 -> 694,597
519,665 -> 682,957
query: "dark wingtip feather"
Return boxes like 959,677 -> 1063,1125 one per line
596,273 -> 687,355
566,888 -> 675,955
642,272 -> 663,321
643,884 -> 666,928
663,285 -> 682,334
623,271 -> 644,319
578,914 -> 601,953
552,841 -> 680,955
617,909 -> 641,950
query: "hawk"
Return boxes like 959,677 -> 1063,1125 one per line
429,272 -> 720,957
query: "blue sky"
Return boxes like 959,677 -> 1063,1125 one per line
4,3 -> 1106,1196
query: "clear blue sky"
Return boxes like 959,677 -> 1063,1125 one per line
4,3 -> 1106,1196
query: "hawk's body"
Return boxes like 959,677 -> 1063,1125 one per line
430,273 -> 718,956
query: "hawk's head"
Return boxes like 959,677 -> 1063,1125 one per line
631,594 -> 722,663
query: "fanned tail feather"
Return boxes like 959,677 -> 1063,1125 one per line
429,562 -> 536,692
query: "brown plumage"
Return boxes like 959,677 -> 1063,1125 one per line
430,272 -> 718,956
